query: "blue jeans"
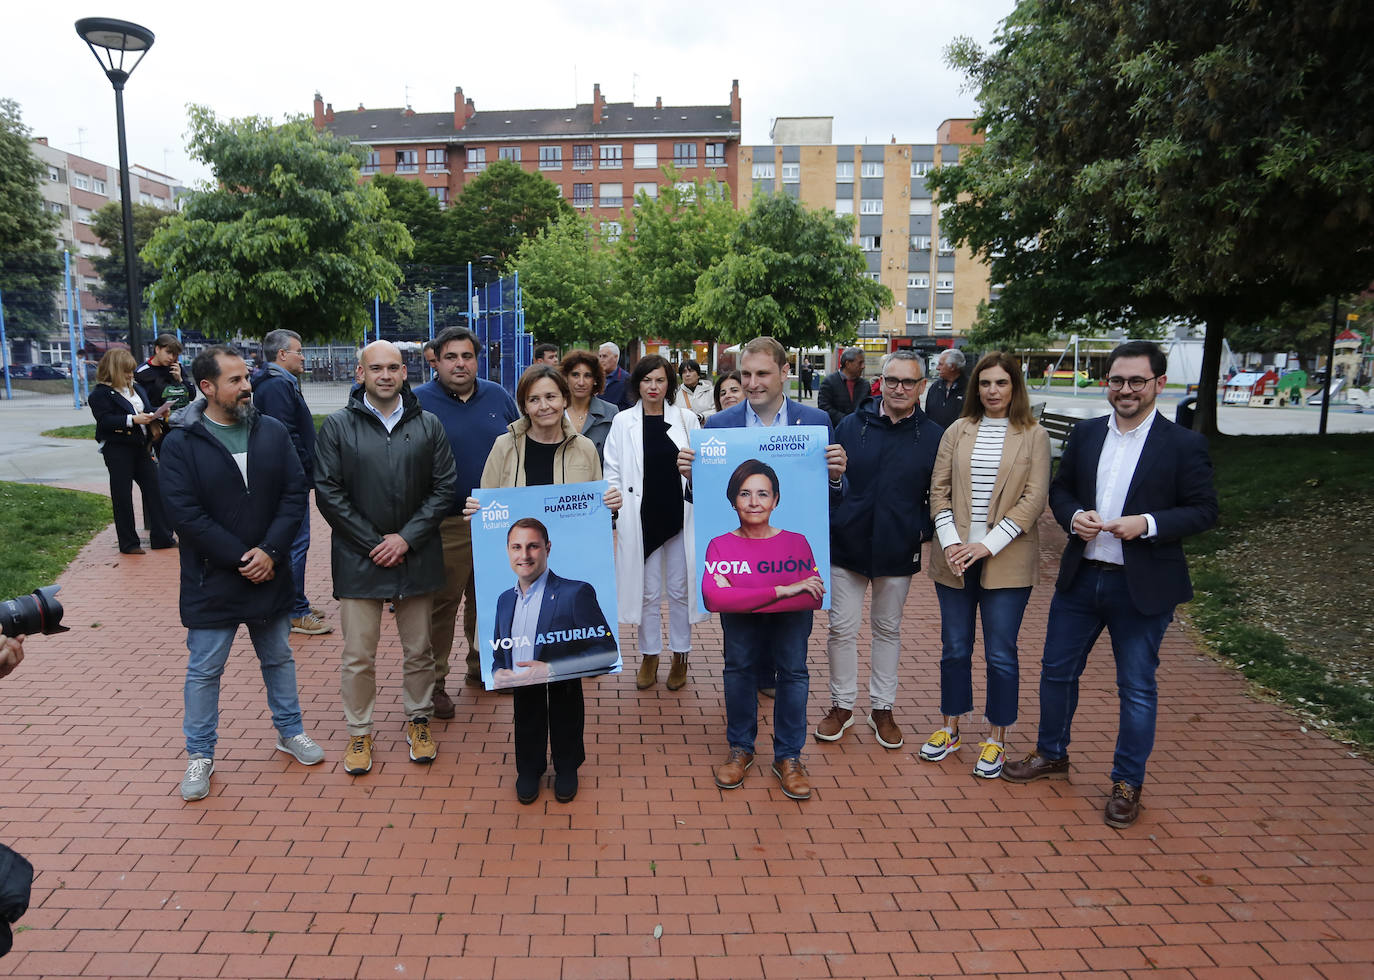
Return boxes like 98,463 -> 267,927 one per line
289,509 -> 312,618
1035,564 -> 1173,788
935,563 -> 1031,727
721,610 -> 812,762
184,614 -> 304,758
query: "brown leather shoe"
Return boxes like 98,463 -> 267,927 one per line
432,685 -> 455,720
867,709 -> 904,749
1002,750 -> 1070,783
714,747 -> 754,789
771,757 -> 812,800
1104,781 -> 1143,828
814,706 -> 853,742
636,654 -> 660,690
666,653 -> 689,691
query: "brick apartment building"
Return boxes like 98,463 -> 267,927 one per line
313,82 -> 743,238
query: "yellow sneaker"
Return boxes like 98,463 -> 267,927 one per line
407,718 -> 437,763
343,734 -> 373,775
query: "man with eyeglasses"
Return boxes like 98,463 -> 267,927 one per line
1004,341 -> 1217,830
817,350 -> 942,751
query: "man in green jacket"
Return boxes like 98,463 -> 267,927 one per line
314,341 -> 456,776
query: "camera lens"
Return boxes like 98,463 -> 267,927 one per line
0,585 -> 68,637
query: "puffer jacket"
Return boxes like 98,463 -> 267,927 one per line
313,385 -> 456,599
830,396 -> 943,578
158,399 -> 307,629
481,414 -> 604,487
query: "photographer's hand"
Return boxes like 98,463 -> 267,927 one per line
0,635 -> 25,679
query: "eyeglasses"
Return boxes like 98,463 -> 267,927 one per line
882,376 -> 923,391
1105,375 -> 1158,392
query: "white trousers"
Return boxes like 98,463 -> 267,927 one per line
825,566 -> 912,710
640,531 -> 691,656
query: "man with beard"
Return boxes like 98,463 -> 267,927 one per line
159,345 -> 324,802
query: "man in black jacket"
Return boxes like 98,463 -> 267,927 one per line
159,345 -> 324,803
252,329 -> 330,636
817,347 -> 867,427
924,349 -> 968,430
818,350 -> 940,751
134,333 -> 187,412
314,340 -> 456,777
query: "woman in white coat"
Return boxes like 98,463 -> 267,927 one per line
604,354 -> 709,692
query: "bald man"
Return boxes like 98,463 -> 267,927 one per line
314,341 -> 456,775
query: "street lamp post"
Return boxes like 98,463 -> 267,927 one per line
75,17 -> 154,359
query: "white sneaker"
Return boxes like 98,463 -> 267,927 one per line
919,727 -> 961,762
276,733 -> 325,765
181,755 -> 214,801
974,740 -> 1005,779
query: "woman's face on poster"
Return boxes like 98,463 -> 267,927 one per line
733,473 -> 778,528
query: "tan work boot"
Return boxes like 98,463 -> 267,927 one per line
666,653 -> 689,691
636,654 -> 660,690
343,734 -> 373,775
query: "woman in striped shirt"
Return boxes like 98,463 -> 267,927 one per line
920,352 -> 1051,778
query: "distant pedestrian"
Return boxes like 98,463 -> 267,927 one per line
678,360 -> 714,421
800,360 -> 814,398
533,343 -> 561,366
159,345 -> 324,802
599,342 -> 633,411
818,347 -> 867,428
924,349 -> 968,430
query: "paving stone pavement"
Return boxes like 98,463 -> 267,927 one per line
1,503 -> 1372,979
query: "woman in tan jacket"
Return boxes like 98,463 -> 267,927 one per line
920,352 -> 1050,779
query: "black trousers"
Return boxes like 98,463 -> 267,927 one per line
513,678 -> 585,778
103,442 -> 174,552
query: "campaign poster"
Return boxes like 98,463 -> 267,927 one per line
690,426 -> 832,614
472,481 -> 622,690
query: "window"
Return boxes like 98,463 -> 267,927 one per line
428,186 -> 448,206
860,198 -> 883,214
705,143 -> 725,167
911,161 -> 933,178
752,162 -> 775,180
46,201 -> 67,216
573,144 -> 594,170
465,147 -> 486,172
139,192 -> 153,206
936,274 -> 954,293
48,165 -> 61,182
909,198 -> 933,215
499,146 -> 521,162
834,199 -> 854,215
934,310 -> 953,330
868,272 -> 882,282
539,146 -> 563,170
910,234 -> 931,251
92,178 -> 106,195
396,150 -> 418,173
361,152 -> 380,174
76,207 -> 93,224
859,235 -> 881,251
572,183 -> 593,208
938,236 -> 955,256
599,182 -> 623,207
907,307 -> 929,325
861,161 -> 884,178
633,144 -> 658,169
674,181 -> 697,203
673,142 -> 698,167
781,163 -> 800,183
908,273 -> 929,289
426,148 -> 447,172
74,174 -> 90,191
633,182 -> 658,201
836,161 -> 854,182
601,220 -> 622,243
600,144 -> 622,168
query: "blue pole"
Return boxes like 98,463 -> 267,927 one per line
75,302 -> 89,403
374,296 -> 381,342
63,251 -> 80,409
427,290 -> 434,343
0,289 -> 11,401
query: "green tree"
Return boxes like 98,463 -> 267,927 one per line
371,173 -> 450,268
512,211 -> 622,350
931,2 -> 1374,434
615,171 -> 740,352
91,201 -> 170,336
688,192 -> 891,350
144,106 -> 413,342
444,159 -> 572,269
0,99 -> 61,341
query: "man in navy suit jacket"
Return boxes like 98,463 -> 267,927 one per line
677,336 -> 848,802
1004,342 -> 1218,830
491,519 -> 618,688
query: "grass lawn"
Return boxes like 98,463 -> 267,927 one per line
1186,433 -> 1374,748
44,415 -> 333,440
0,482 -> 112,600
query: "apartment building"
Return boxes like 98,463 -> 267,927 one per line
739,117 -> 989,354
313,82 -> 742,237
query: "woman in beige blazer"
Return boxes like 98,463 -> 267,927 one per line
920,352 -> 1050,779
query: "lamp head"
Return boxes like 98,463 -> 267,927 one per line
76,18 -> 155,85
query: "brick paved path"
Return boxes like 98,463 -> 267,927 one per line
1,507 -> 1371,979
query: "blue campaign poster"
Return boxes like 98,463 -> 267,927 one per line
690,426 -> 832,614
472,481 -> 622,690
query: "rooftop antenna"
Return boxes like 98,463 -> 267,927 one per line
574,65 -> 578,104
633,72 -> 639,104
76,126 -> 87,155
404,82 -> 411,110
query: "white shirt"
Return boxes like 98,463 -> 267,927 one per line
1082,409 -> 1159,564
362,393 -> 404,433
509,569 -> 549,675
744,398 -> 787,428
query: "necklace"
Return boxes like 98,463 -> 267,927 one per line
567,405 -> 589,431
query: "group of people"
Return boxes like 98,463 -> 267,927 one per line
121,325 -> 1213,830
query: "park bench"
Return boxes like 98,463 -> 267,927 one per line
1039,411 -> 1080,449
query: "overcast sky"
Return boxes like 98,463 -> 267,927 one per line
6,0 -> 1015,187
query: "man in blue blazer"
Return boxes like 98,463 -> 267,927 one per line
1004,342 -> 1218,830
678,336 -> 847,801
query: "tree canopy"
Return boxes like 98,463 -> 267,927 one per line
91,201 -> 170,337
144,106 -> 413,342
512,212 -> 622,351
445,159 -> 573,270
687,192 -> 891,351
0,99 -> 61,341
930,0 -> 1374,433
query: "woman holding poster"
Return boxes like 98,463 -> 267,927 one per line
604,356 -> 708,692
702,460 -> 824,613
472,364 -> 621,805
